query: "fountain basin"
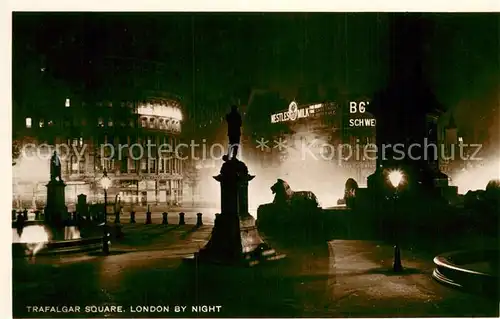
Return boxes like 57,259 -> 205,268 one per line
13,237 -> 104,257
12,222 -> 106,258
432,249 -> 499,298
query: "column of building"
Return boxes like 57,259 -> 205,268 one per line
169,135 -> 173,204
155,133 -> 160,204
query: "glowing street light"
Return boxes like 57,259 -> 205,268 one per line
100,170 -> 111,255
388,170 -> 404,189
100,170 -> 111,222
100,170 -> 111,190
387,169 -> 404,272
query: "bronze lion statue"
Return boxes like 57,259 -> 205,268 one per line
343,178 -> 359,208
271,178 -> 320,208
257,179 -> 322,234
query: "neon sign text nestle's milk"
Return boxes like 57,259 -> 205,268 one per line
271,101 -> 320,124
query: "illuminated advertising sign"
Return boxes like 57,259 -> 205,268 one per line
348,101 -> 376,127
271,101 -> 322,124
349,118 -> 376,127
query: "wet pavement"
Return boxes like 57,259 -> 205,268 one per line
12,223 -> 500,318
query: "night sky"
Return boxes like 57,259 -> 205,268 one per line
12,13 -> 499,141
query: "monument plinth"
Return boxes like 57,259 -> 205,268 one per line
192,158 -> 284,266
44,180 -> 67,226
43,152 -> 68,239
188,105 -> 284,266
12,151 -> 108,258
367,15 -> 448,196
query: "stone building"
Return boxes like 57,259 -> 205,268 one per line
14,95 -> 185,209
13,56 -> 187,210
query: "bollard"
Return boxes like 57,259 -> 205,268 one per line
196,213 -> 203,227
393,244 -> 403,272
102,224 -> 110,255
162,212 -> 168,225
115,224 -> 124,239
35,210 -> 40,220
72,212 -> 78,227
16,213 -> 25,237
179,212 -> 185,225
146,210 -> 152,224
130,211 -> 136,223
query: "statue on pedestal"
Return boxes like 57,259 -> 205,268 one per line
225,105 -> 242,160
50,151 -> 62,182
45,151 -> 67,232
187,105 -> 284,266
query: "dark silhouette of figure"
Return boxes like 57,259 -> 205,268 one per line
225,105 -> 242,160
50,151 -> 62,181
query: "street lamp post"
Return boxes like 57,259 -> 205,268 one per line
100,170 -> 112,255
388,170 -> 404,272
101,170 -> 112,223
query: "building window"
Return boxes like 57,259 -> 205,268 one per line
120,157 -> 128,173
98,118 -> 104,127
25,117 -> 32,128
129,158 -> 136,173
149,118 -> 155,128
79,157 -> 86,174
39,119 -> 44,128
160,156 -> 165,172
108,119 -> 113,127
166,159 -> 171,173
48,120 -> 54,126
141,117 -> 147,128
71,156 -> 79,174
65,98 -> 70,107
102,159 -> 113,172
149,158 -> 156,173
141,159 -> 148,173
164,119 -> 170,130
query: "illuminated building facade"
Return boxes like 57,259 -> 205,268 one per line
437,113 -> 479,177
13,95 -> 185,209
12,53 -> 192,209
340,99 -> 377,184
246,95 -> 377,185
